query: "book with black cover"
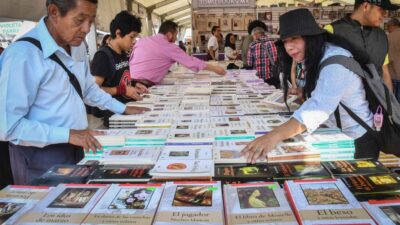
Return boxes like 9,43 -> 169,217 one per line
269,161 -> 331,181
88,165 -> 153,183
213,163 -> 271,183
322,160 -> 390,177
29,164 -> 96,186
341,173 -> 400,200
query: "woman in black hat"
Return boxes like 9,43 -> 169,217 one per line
241,8 -> 379,163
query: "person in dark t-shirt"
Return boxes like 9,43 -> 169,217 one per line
90,11 -> 148,124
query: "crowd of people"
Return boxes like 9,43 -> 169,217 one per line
0,0 -> 399,186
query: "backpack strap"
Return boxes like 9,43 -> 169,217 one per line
319,55 -> 366,79
17,37 -> 84,100
319,55 -> 374,133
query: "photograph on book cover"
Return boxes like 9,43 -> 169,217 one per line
370,175 -> 398,185
220,150 -> 241,159
136,130 -> 153,135
48,188 -> 98,208
166,163 -> 188,170
356,161 -> 376,168
380,205 -> 400,224
231,130 -> 247,135
237,187 -> 280,209
53,167 -> 75,175
169,151 -> 190,157
0,202 -> 25,223
109,188 -> 154,210
294,164 -> 324,174
300,183 -> 348,205
281,145 -> 310,153
172,185 -> 213,207
110,150 -> 130,156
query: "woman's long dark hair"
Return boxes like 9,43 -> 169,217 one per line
225,33 -> 236,50
281,32 -> 368,102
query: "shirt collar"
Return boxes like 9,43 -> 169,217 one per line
36,17 -> 62,59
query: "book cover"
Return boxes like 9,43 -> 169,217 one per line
0,186 -> 51,225
29,164 -> 96,186
160,146 -> 212,160
100,146 -> 162,165
153,181 -> 224,225
267,144 -> 320,162
341,173 -> 400,195
15,184 -> 109,225
88,165 -> 153,183
82,184 -> 164,225
269,162 -> 331,180
224,182 -> 297,225
213,148 -> 266,164
361,200 -> 400,225
150,160 -> 214,178
284,179 -> 374,225
213,163 -> 271,182
322,160 -> 390,177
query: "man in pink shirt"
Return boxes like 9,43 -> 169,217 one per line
130,20 -> 226,86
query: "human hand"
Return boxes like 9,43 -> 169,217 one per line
125,86 -> 143,100
135,82 -> 149,94
69,129 -> 105,154
213,65 -> 227,76
240,133 -> 281,164
124,106 -> 151,115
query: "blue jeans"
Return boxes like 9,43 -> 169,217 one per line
394,80 -> 400,103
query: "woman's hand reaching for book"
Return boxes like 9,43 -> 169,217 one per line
241,118 -> 307,164
241,133 -> 281,164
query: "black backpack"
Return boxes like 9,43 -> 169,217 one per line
319,55 -> 400,156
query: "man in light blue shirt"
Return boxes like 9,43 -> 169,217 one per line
0,0 -> 148,184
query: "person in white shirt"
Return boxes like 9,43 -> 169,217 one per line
224,33 -> 238,60
241,9 -> 379,163
207,26 -> 220,61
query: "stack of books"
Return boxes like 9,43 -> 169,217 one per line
304,130 -> 355,161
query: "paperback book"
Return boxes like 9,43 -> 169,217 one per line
0,185 -> 51,225
361,199 -> 400,225
224,182 -> 297,225
269,161 -> 331,181
100,146 -> 162,165
159,146 -> 213,160
88,165 -> 153,183
213,163 -> 271,183
150,159 -> 214,179
15,184 -> 109,225
153,181 -> 224,225
322,160 -> 390,177
284,179 -> 374,225
82,184 -> 164,225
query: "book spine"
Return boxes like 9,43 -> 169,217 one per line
283,181 -> 303,225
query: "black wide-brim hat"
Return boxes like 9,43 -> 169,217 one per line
279,8 -> 326,40
356,0 -> 400,11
